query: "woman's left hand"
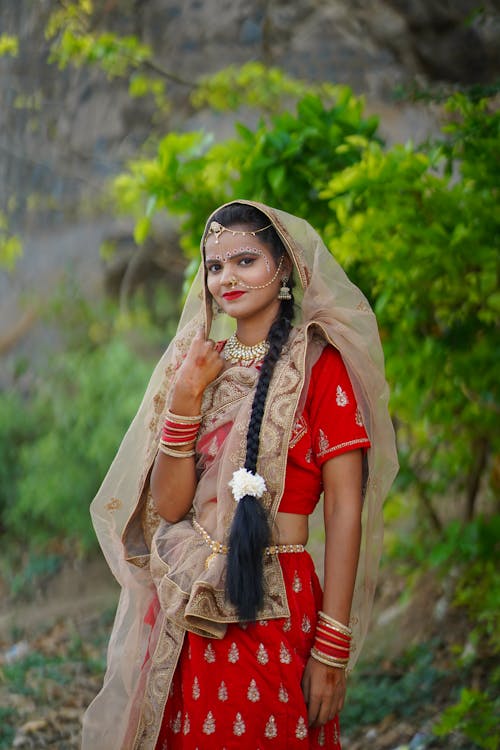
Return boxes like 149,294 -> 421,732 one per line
301,657 -> 346,727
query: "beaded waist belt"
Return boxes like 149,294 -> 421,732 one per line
193,518 -> 305,569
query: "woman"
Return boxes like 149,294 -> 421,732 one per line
82,200 -> 398,749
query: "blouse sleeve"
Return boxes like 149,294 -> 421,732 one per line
308,345 -> 371,466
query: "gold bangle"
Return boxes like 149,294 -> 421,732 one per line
160,438 -> 196,447
165,408 -> 202,424
158,444 -> 196,458
312,647 -> 349,664
318,611 -> 352,637
310,648 -> 348,669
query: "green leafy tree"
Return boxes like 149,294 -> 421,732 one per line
320,95 -> 499,529
111,87 -> 379,257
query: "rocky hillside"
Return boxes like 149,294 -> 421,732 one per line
0,0 -> 498,362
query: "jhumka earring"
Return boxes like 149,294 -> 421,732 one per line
278,277 -> 292,301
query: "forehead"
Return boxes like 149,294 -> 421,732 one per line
204,226 -> 274,260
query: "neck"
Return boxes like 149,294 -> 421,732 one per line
235,303 -> 281,345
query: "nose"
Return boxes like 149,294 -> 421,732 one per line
219,263 -> 237,287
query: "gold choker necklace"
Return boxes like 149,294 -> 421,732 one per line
223,334 -> 269,364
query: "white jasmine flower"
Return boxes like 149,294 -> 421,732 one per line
229,468 -> 267,502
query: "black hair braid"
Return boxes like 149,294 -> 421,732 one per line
226,287 -> 295,621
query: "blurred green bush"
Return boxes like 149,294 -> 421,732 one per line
0,339 -> 152,554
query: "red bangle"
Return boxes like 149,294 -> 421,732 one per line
161,415 -> 200,446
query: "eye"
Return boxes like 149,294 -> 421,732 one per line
206,261 -> 222,274
238,256 -> 255,267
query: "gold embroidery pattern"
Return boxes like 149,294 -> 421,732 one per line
355,407 -> 364,426
318,429 -> 330,454
192,676 -> 200,700
183,713 -> 190,735
265,715 -> 278,739
171,710 -> 181,734
233,712 -> 246,737
218,681 -> 228,701
302,614 -> 312,633
207,435 -> 219,457
203,711 -> 216,735
247,678 -> 260,702
204,643 -> 216,663
336,385 -> 349,406
355,300 -> 370,312
105,497 -> 122,512
289,414 -> 307,448
228,642 -> 239,663
282,618 -> 291,632
295,716 -> 308,740
317,437 -> 369,458
280,641 -> 292,664
201,369 -> 257,419
278,683 -> 289,703
292,571 -> 302,592
256,643 -> 269,665
153,392 -> 166,415
131,617 -> 185,750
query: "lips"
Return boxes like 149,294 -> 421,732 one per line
222,291 -> 246,300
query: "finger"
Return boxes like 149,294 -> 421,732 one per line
315,690 -> 336,727
327,687 -> 344,722
301,670 -> 311,705
307,692 -> 321,727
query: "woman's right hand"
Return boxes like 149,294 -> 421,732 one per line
173,328 -> 224,403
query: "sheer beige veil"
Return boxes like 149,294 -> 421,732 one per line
82,200 -> 398,749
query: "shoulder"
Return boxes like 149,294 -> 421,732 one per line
311,343 -> 345,381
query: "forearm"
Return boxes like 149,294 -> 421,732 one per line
150,386 -> 203,523
151,453 -> 197,522
321,450 -> 363,626
322,505 -> 361,626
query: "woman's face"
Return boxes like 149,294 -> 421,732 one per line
204,224 -> 288,328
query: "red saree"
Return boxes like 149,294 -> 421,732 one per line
156,552 -> 341,749
150,346 -> 369,748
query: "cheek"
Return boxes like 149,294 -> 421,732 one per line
206,276 -> 218,297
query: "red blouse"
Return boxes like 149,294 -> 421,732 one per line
199,344 -> 370,516
279,346 -> 370,515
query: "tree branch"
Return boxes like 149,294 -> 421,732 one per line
464,438 -> 489,523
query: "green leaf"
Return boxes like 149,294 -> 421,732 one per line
0,34 -> 19,57
133,215 -> 151,245
268,165 -> 286,193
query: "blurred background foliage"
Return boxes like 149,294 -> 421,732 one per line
1,2 -> 499,747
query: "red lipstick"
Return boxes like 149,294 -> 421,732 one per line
222,291 -> 246,300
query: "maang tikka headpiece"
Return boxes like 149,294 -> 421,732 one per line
207,220 -> 273,244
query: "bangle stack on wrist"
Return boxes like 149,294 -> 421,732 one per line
158,409 -> 201,458
310,610 -> 352,670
